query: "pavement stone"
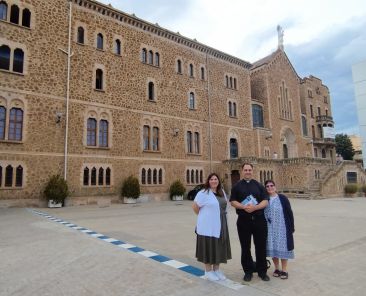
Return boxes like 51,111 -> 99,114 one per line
0,197 -> 365,296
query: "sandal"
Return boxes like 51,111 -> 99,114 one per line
280,271 -> 288,279
273,269 -> 281,277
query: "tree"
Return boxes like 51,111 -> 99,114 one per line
335,134 -> 355,160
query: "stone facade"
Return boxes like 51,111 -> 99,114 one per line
1,0 -> 365,206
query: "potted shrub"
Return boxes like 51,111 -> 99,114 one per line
169,180 -> 186,201
121,175 -> 140,204
344,184 -> 358,197
44,174 -> 69,208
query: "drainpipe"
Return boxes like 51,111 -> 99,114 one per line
206,52 -> 212,172
61,1 -> 73,180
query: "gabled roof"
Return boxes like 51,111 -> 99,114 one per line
250,49 -> 300,79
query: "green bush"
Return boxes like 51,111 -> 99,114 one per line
121,175 -> 140,199
44,175 -> 69,204
344,184 -> 358,194
169,180 -> 186,199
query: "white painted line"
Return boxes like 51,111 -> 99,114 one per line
72,226 -> 84,230
90,233 -> 104,237
138,250 -> 158,257
117,243 -> 136,249
103,238 -> 119,243
163,260 -> 188,269
80,229 -> 92,233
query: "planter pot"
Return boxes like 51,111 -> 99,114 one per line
48,200 -> 63,208
172,195 -> 184,201
123,197 -> 137,204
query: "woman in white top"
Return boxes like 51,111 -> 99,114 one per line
192,173 -> 231,281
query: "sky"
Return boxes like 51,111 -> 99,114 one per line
99,0 -> 366,135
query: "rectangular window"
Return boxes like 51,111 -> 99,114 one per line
346,172 -> 357,184
87,118 -> 97,146
187,131 -> 192,153
152,127 -> 159,151
194,132 -> 200,154
99,120 -> 108,147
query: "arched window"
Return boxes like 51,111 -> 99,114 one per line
95,69 -> 103,90
154,52 -> 159,66
91,167 -> 97,185
141,48 -> 147,63
152,127 -> 159,151
97,33 -> 103,50
177,59 -> 182,74
141,168 -> 146,184
10,5 -> 19,24
191,170 -> 194,183
15,165 -> 22,187
143,125 -> 150,150
13,48 -> 24,73
87,118 -> 97,146
195,170 -> 199,183
8,108 -> 23,141
283,144 -> 288,159
106,167 -> 111,185
148,50 -> 153,64
0,106 -> 5,140
189,64 -> 194,77
322,149 -> 326,158
114,39 -> 121,55
147,168 -> 152,184
153,169 -> 157,184
5,165 -> 12,187
252,104 -> 264,127
22,8 -> 31,27
233,102 -> 237,117
225,75 -> 228,87
186,170 -> 190,184
148,82 -> 154,100
230,138 -> 238,158
194,132 -> 200,154
302,116 -> 308,136
99,119 -> 108,147
0,1 -> 7,21
229,77 -> 233,88
228,101 -> 232,117
83,167 -> 89,185
98,167 -> 104,185
187,131 -> 192,153
200,170 -> 203,183
200,67 -> 205,80
189,92 -> 195,109
0,45 -> 11,70
234,78 -> 237,89
158,169 -> 163,184
77,27 -> 85,44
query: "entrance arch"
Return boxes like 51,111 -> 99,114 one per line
280,127 -> 297,158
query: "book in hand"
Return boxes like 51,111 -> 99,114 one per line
241,194 -> 258,206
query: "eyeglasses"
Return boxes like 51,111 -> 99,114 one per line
266,184 -> 275,188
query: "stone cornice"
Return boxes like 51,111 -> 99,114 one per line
72,0 -> 252,69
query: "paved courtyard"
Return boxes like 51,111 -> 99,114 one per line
1,197 -> 366,296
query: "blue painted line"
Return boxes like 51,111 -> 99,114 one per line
111,240 -> 125,245
128,246 -> 145,253
27,209 -> 243,290
150,255 -> 171,262
179,265 -> 205,277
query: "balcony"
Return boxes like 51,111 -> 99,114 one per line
312,137 -> 336,146
316,115 -> 334,125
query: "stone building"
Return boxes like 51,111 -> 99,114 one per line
1,0 -> 365,206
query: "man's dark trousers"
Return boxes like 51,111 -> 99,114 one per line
237,214 -> 268,276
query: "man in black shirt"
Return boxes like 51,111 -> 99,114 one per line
230,163 -> 270,282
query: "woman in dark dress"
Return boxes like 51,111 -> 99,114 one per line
192,173 -> 231,281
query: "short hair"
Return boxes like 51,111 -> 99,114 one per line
264,179 -> 276,186
241,162 -> 253,169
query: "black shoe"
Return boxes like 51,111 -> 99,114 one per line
259,274 -> 270,281
243,273 -> 253,282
